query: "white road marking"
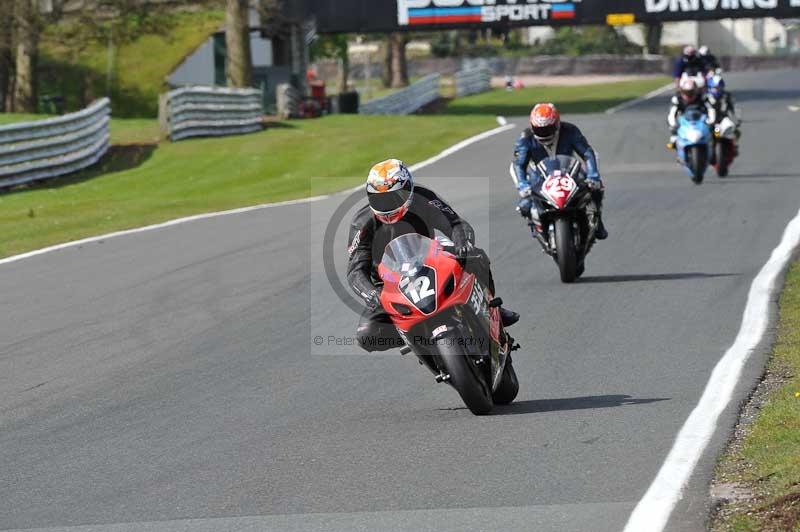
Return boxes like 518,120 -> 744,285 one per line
605,83 -> 674,115
408,122 -> 514,173
623,206 -> 800,532
788,105 -> 800,112
496,115 -> 508,126
1,123 -> 515,267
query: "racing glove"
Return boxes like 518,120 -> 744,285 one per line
586,173 -> 603,190
451,223 -> 475,258
364,287 -> 382,312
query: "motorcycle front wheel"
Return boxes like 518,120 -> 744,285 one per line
492,356 -> 519,405
555,218 -> 578,283
437,336 -> 494,415
687,145 -> 707,184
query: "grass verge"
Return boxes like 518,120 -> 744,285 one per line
711,260 -> 800,531
0,78 -> 666,259
442,77 -> 670,116
0,115 -> 494,258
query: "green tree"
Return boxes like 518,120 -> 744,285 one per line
389,32 -> 408,88
535,26 -> 642,56
311,34 -> 349,93
225,0 -> 252,87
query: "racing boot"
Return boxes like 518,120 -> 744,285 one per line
499,307 -> 520,327
666,134 -> 678,151
490,297 -> 520,327
592,190 -> 609,240
595,217 -> 609,240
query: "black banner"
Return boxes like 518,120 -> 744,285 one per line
294,0 -> 800,34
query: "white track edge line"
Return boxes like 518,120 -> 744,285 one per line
0,122 -> 516,267
623,206 -> 800,532
605,82 -> 674,115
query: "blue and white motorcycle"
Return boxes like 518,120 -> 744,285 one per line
676,107 -> 713,184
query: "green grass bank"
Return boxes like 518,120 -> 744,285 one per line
1,78 -> 667,259
712,261 -> 800,531
443,78 -> 670,116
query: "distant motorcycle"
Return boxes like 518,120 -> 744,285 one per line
676,107 -> 712,184
526,155 -> 600,283
378,233 -> 520,415
712,116 -> 738,178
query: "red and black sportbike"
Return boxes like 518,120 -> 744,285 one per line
527,155 -> 601,283
378,233 -> 520,415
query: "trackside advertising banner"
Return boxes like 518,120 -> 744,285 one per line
300,0 -> 800,33
397,0 -> 582,27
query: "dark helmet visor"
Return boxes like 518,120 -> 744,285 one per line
532,124 -> 558,139
368,180 -> 413,214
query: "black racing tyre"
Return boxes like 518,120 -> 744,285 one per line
437,336 -> 494,415
716,141 -> 729,177
688,146 -> 707,184
492,358 -> 519,405
555,218 -> 578,283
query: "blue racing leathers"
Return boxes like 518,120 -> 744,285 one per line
513,122 -> 601,217
512,122 -> 607,239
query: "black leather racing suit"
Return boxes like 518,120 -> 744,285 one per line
346,185 -> 495,352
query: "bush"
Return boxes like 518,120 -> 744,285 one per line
532,26 -> 643,56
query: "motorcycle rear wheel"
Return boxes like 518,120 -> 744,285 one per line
437,337 -> 494,415
492,357 -> 519,405
716,141 -> 729,177
555,218 -> 578,283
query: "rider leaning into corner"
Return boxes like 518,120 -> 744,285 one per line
347,159 -> 520,352
512,103 -> 608,241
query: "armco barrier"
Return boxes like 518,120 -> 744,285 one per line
359,74 -> 441,115
161,86 -> 263,142
455,66 -> 492,97
0,98 -> 110,188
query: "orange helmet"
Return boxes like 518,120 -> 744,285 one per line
529,103 -> 561,147
366,159 -> 414,224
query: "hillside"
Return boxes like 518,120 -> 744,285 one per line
39,8 -> 225,118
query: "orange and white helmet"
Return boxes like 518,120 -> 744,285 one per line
529,103 -> 561,148
366,159 -> 414,224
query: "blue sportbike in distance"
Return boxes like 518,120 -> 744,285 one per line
676,107 -> 712,184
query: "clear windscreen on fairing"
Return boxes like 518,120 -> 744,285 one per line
535,155 -> 584,181
381,233 -> 434,275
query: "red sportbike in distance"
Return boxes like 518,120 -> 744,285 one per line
378,233 -> 520,415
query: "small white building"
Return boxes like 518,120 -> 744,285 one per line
622,18 -> 793,55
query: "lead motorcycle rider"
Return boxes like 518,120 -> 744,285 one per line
513,103 -> 608,240
348,159 -> 520,353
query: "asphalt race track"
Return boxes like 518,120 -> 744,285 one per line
2,70 -> 799,532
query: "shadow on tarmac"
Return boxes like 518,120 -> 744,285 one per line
578,272 -> 738,284
490,394 -> 669,416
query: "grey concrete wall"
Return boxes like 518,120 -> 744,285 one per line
316,54 -> 800,83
